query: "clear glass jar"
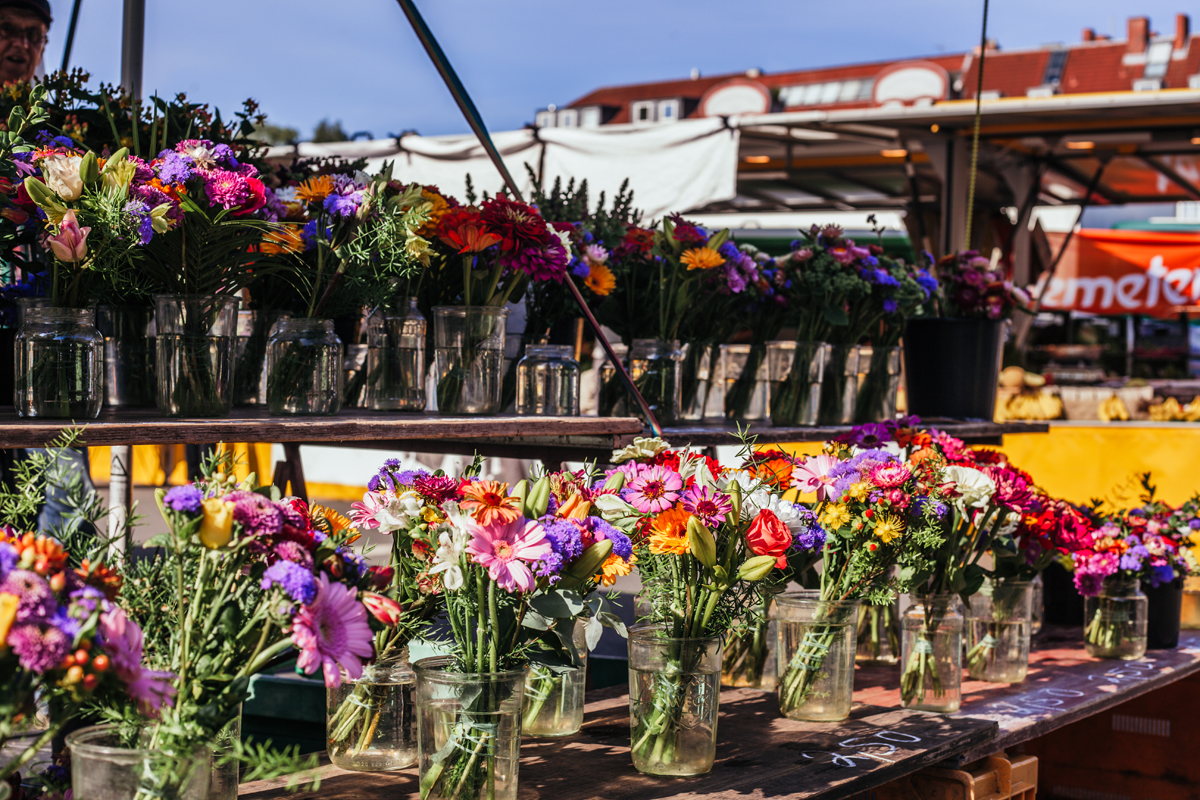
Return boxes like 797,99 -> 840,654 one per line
679,342 -> 721,422
368,299 -> 427,411
265,318 -> 343,416
856,601 -> 901,665
775,591 -> 860,722
721,602 -> 777,690
1181,575 -> 1200,630
628,339 -> 682,427
207,706 -> 241,800
966,579 -> 1032,683
628,625 -> 722,777
721,343 -> 770,422
900,594 -> 963,713
328,652 -> 417,771
1031,573 -> 1045,635
155,294 -> 239,417
596,342 -> 629,417
817,343 -> 861,425
853,345 -> 902,423
15,307 -> 103,419
433,305 -> 506,415
233,309 -> 289,407
96,305 -> 155,408
522,619 -> 587,737
415,657 -> 524,800
515,344 -> 580,416
343,344 -> 369,408
1084,577 -> 1148,660
768,340 -> 828,426
66,725 -> 209,800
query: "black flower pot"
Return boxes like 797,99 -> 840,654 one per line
903,317 -> 1005,419
1144,577 -> 1183,650
1042,561 -> 1085,626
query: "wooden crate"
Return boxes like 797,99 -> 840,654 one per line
848,753 -> 1037,800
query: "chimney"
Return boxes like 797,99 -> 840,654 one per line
1174,13 -> 1190,50
1082,27 -> 1095,42
1127,16 -> 1149,53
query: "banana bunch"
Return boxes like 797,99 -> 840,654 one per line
996,391 -> 1064,421
1145,396 -> 1200,421
1097,394 -> 1131,422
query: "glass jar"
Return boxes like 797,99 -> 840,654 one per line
433,306 -> 506,415
855,601 -> 901,665
516,344 -> 580,416
368,299 -> 428,411
1084,577 -> 1148,660
66,725 -> 209,800
1031,573 -> 1045,636
415,657 -> 524,800
817,343 -> 861,425
15,307 -> 103,419
628,625 -> 722,777
966,579 -> 1032,683
265,318 -> 343,416
721,343 -> 770,422
679,342 -> 719,422
775,591 -> 860,722
1181,575 -> 1200,630
900,594 -> 963,713
97,305 -> 155,408
207,707 -> 241,800
343,344 -> 369,408
155,294 -> 239,417
522,619 -> 587,737
853,345 -> 902,423
628,339 -> 682,427
721,602 -> 777,690
232,309 -> 290,407
328,652 -> 417,771
596,342 -> 629,417
768,340 -> 828,426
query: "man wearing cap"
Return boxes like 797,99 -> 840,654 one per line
0,0 -> 49,85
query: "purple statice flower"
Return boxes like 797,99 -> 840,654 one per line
1119,543 -> 1148,572
123,200 -> 155,245
723,261 -> 747,294
7,623 -> 71,673
0,542 -> 17,581
273,539 -> 314,570
68,585 -> 106,616
228,492 -> 283,538
680,484 -> 733,527
262,560 -> 317,605
570,258 -> 590,279
157,150 -> 196,184
883,298 -> 899,314
163,485 -> 203,514
0,570 -> 55,623
204,169 -> 250,209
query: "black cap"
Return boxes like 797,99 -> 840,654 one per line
0,0 -> 52,26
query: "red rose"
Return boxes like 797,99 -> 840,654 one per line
746,509 -> 792,568
233,177 -> 267,217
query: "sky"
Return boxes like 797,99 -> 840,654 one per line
39,0 -> 1197,140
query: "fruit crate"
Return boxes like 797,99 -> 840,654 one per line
846,753 -> 1037,800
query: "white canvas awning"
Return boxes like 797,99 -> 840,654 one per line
264,117 -> 740,220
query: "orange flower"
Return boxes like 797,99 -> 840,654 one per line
909,447 -> 942,468
415,189 -> 451,237
680,246 -> 724,271
556,492 -> 590,520
647,505 -> 692,555
296,175 -> 336,204
260,224 -> 303,255
745,450 -> 797,491
584,263 -> 616,296
1,531 -> 67,576
77,559 -> 123,600
311,504 -> 354,537
437,207 -> 502,254
460,481 -> 523,525
597,552 -> 635,587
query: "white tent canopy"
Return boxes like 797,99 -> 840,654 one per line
264,118 -> 740,221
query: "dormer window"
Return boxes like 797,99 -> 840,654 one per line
1144,39 -> 1173,78
631,100 -> 656,125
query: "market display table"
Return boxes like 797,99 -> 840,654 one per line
659,420 -> 1049,448
237,628 -> 1200,799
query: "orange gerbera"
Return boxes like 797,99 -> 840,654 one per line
680,246 -> 724,271
745,450 -> 797,491
311,504 -> 355,538
296,175 -> 336,204
460,481 -> 523,525
647,505 -> 692,555
436,207 -> 502,254
584,263 -> 616,296
597,552 -> 636,587
415,189 -> 451,237
260,224 -> 304,255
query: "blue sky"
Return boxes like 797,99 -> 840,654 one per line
41,1 -> 1195,139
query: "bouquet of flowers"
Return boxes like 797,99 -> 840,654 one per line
926,250 -> 1030,320
601,438 -> 822,773
780,436 -> 949,717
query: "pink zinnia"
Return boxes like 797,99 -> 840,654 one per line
465,517 -> 551,593
681,485 -> 732,527
98,607 -> 177,715
868,462 -> 912,490
794,455 -> 839,501
292,573 -> 374,689
625,465 -> 683,513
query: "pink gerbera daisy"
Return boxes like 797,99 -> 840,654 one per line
625,465 -> 683,513
292,573 -> 375,689
794,454 -> 839,501
466,516 -> 551,593
680,485 -> 732,527
98,607 -> 177,715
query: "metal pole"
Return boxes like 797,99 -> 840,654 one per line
120,0 -> 144,100
394,0 -> 662,436
107,446 -> 133,562
59,0 -> 83,73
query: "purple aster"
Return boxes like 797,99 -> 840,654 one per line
157,150 -> 196,184
323,191 -> 362,218
163,484 -> 203,514
301,219 -> 327,250
1190,519 -> 1200,531
8,623 -> 70,673
68,585 -> 107,616
1150,563 -> 1177,586
0,569 -> 55,623
680,484 -> 733,527
723,262 -> 747,294
229,492 -> 283,538
211,143 -> 238,169
261,560 -> 317,605
123,199 -> 154,245
542,520 -> 584,562
580,516 -> 631,559
273,540 -> 314,569
49,606 -> 80,639
0,542 -> 16,581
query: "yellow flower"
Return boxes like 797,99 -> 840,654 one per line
415,190 -> 450,237
421,506 -> 443,525
681,246 -> 724,271
584,263 -> 616,297
597,552 -> 635,587
847,482 -> 871,502
821,504 -> 850,531
0,592 -> 18,647
311,504 -> 354,536
406,230 -> 433,266
873,514 -> 905,544
198,498 -> 235,549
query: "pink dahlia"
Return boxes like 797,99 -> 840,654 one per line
98,607 -> 176,714
465,516 -> 552,593
204,169 -> 250,210
625,465 -> 683,513
8,623 -> 70,673
794,455 -> 839,501
292,573 -> 374,689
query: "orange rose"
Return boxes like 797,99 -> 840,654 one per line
746,509 -> 791,568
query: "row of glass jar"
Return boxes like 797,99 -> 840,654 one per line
598,339 -> 904,427
13,296 -> 586,419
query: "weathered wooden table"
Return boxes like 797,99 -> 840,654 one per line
237,628 -> 1200,799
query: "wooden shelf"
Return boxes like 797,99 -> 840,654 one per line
658,419 -> 1050,448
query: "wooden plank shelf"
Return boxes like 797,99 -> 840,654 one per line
657,419 -> 1050,448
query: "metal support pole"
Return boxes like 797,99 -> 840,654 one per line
59,0 -> 83,73
107,445 -> 133,562
1125,316 -> 1135,378
120,0 -> 144,101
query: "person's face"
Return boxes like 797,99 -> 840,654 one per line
0,8 -> 46,85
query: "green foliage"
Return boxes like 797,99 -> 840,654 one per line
251,122 -> 300,146
312,119 -> 348,143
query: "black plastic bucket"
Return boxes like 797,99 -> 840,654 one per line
903,317 -> 1005,419
1144,577 -> 1183,650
